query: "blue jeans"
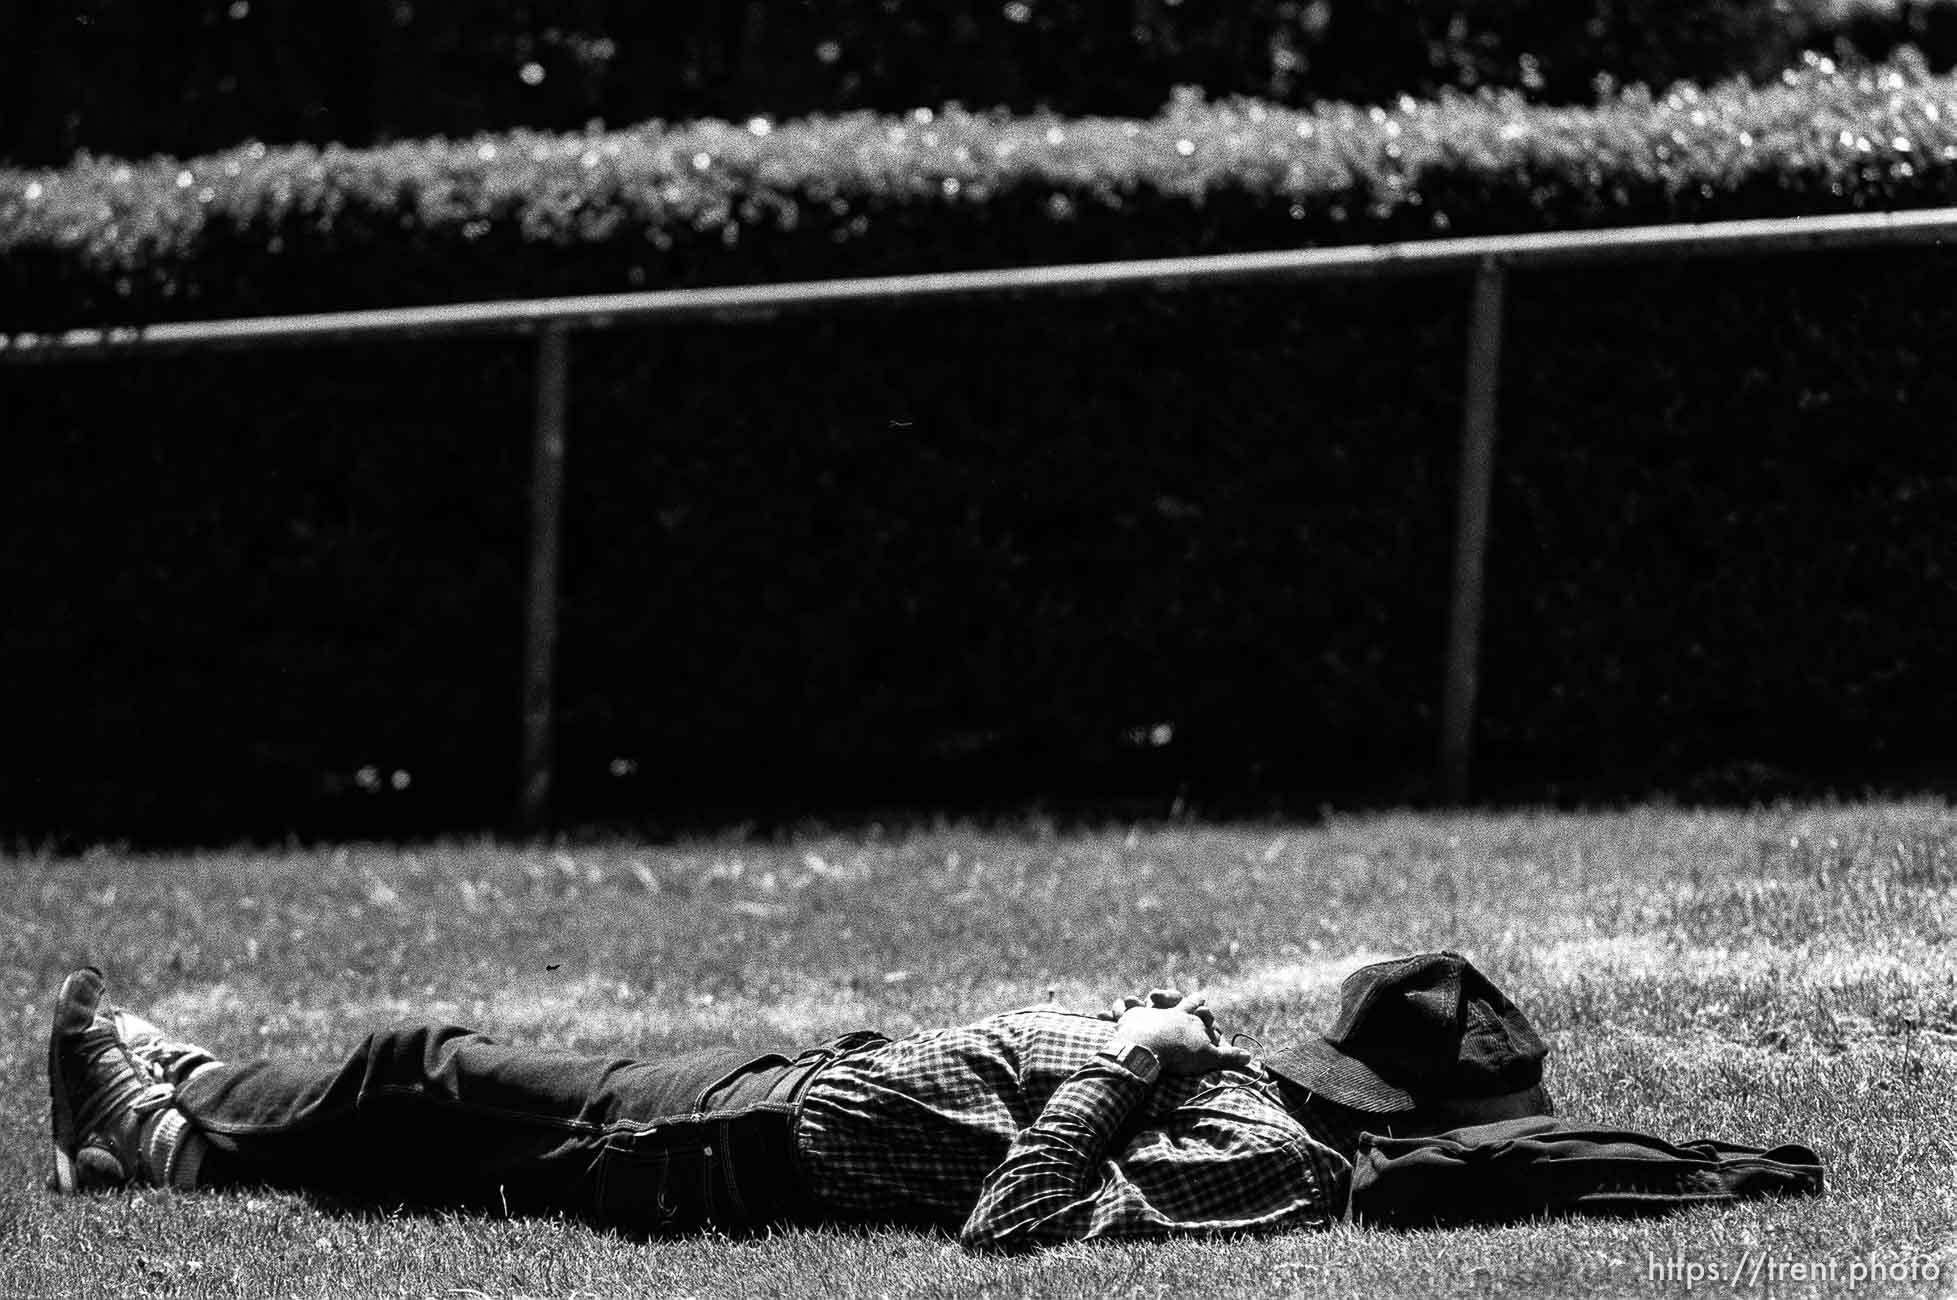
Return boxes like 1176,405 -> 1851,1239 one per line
175,1023 -> 882,1234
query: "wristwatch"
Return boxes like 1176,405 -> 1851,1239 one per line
1098,1039 -> 1162,1084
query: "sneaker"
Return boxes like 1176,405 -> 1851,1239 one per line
107,1007 -> 220,1088
47,967 -> 177,1192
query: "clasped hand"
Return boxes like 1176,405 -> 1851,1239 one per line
1101,988 -> 1253,1077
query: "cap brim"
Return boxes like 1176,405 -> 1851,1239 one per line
1265,1037 -> 1417,1113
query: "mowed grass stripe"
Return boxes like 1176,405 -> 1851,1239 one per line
0,803 -> 1951,1297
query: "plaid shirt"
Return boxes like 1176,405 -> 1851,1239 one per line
794,1007 -> 1353,1250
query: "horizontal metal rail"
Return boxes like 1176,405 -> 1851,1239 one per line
7,206 -> 1953,827
4,206 -> 1957,362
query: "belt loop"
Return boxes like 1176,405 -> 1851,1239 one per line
797,1028 -> 888,1065
779,1029 -> 885,1102
769,1054 -> 832,1108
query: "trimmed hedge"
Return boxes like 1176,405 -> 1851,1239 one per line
8,0 -> 1957,165
5,53 -> 1957,335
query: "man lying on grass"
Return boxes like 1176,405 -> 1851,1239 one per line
47,952 -> 1555,1249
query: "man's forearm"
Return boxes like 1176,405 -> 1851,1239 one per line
956,1044 -> 1156,1251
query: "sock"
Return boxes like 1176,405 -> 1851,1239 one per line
139,1107 -> 210,1191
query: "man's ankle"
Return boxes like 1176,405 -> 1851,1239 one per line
140,1109 -> 210,1191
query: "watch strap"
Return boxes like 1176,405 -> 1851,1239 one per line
1099,1039 -> 1162,1084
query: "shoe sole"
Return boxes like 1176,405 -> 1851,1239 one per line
47,967 -> 102,1194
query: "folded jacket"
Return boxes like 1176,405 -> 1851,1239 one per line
1348,1115 -> 1824,1227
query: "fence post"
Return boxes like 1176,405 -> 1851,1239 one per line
1440,257 -> 1507,804
519,323 -> 571,834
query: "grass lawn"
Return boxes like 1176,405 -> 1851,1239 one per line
2,803 -> 1953,1297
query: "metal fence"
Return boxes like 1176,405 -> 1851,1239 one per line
8,205 -> 1957,829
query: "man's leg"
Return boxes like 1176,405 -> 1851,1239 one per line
177,1023 -> 769,1214
49,967 -> 799,1227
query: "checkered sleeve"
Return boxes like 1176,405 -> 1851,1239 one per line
957,1057 -> 1341,1251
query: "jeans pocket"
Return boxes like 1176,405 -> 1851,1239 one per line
596,1121 -> 713,1235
